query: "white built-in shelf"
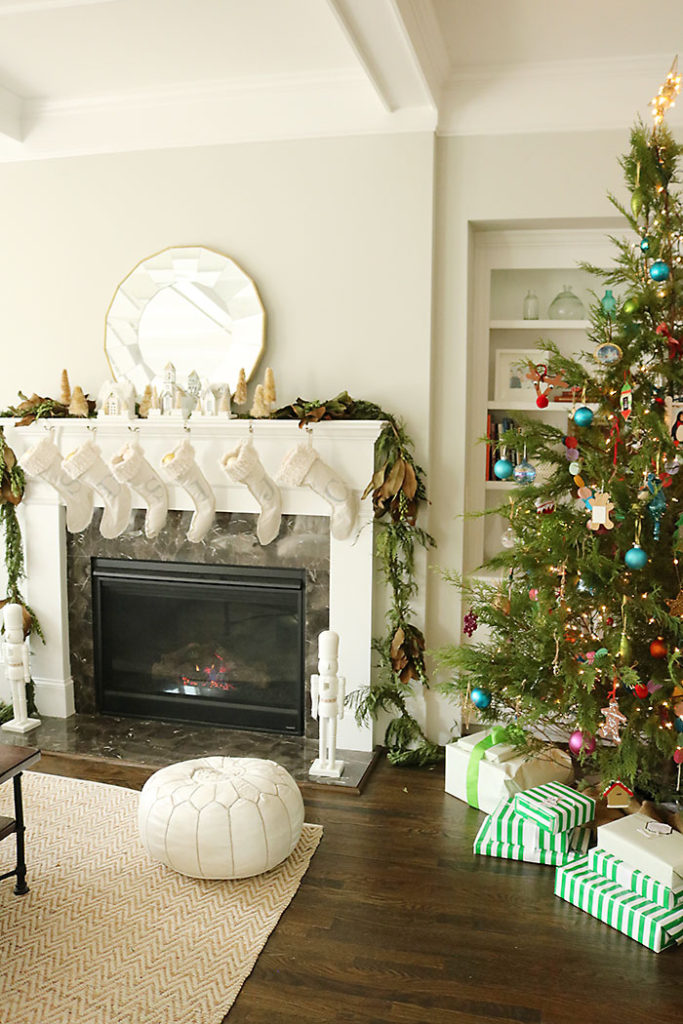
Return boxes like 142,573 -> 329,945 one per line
487,400 -> 572,412
487,401 -> 599,412
485,480 -> 515,490
489,319 -> 590,331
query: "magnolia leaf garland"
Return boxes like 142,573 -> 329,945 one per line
273,392 -> 440,766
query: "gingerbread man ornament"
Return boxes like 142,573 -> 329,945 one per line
587,491 -> 615,531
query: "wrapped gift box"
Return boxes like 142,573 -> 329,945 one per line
512,781 -> 595,834
483,796 -> 576,852
474,814 -> 590,865
555,856 -> 683,952
589,848 -> 683,912
597,813 -> 683,890
444,728 -> 573,814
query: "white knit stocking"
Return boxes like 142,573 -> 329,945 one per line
20,435 -> 94,533
111,441 -> 169,540
161,439 -> 215,543
62,439 -> 132,539
277,442 -> 358,540
221,439 -> 282,545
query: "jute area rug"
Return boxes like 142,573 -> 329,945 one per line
0,771 -> 322,1024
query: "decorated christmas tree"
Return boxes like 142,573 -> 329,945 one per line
438,63 -> 683,799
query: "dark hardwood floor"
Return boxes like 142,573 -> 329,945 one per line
31,753 -> 681,1024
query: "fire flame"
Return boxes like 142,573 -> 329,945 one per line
180,652 -> 235,691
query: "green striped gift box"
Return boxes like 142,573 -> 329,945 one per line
512,782 -> 595,834
555,857 -> 683,952
590,848 -> 683,912
473,813 -> 591,865
485,797 -> 573,852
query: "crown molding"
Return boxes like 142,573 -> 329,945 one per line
439,54 -> 683,136
0,68 -> 435,162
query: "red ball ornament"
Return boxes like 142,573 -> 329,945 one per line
634,683 -> 649,699
564,436 -> 579,449
650,638 -> 668,659
536,394 -> 549,409
674,749 -> 683,765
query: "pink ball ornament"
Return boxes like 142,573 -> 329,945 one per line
568,730 -> 596,756
674,749 -> 683,765
529,588 -> 539,601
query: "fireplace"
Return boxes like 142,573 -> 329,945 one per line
92,558 -> 306,733
5,417 -> 382,753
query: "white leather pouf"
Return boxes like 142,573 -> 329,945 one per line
138,756 -> 305,879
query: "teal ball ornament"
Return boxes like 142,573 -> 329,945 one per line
493,457 -> 514,480
640,237 -> 651,253
650,260 -> 670,282
624,545 -> 648,570
573,406 -> 594,427
674,717 -> 683,734
470,687 -> 491,710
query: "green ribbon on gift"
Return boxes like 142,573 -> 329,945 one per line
465,726 -> 511,808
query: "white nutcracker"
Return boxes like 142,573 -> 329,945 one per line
1,604 -> 40,734
310,630 -> 345,778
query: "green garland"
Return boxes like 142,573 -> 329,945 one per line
273,392 -> 441,766
0,427 -> 41,723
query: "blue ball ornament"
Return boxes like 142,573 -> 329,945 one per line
624,545 -> 648,570
573,406 -> 594,427
470,687 -> 491,710
650,259 -> 670,282
494,457 -> 513,480
674,717 -> 683,734
640,237 -> 651,253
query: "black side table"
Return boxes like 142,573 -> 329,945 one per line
0,743 -> 41,895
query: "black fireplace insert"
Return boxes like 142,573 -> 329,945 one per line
91,558 -> 306,733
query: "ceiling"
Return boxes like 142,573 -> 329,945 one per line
0,0 -> 682,162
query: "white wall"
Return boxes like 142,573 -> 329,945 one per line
0,133 -> 435,453
425,127 -> 631,741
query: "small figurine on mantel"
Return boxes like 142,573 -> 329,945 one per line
1,603 -> 40,734
310,630 -> 345,779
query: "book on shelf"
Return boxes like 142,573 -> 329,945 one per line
487,415 -> 520,480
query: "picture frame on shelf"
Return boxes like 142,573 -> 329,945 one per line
494,349 -> 548,404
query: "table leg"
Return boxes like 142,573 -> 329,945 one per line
13,772 -> 29,896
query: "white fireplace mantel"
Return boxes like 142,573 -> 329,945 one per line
1,416 -> 384,752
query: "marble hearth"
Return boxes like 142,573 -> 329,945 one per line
1,417 -> 383,752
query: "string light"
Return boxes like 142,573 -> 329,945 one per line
651,57 -> 682,125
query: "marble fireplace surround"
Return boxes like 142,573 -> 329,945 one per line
1,417 -> 383,752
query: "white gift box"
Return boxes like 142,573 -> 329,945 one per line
597,813 -> 683,890
444,728 -> 573,814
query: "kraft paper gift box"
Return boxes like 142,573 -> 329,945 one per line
474,812 -> 591,865
589,848 -> 683,912
555,856 -> 683,952
597,813 -> 683,890
482,796 -> 576,852
444,728 -> 573,814
512,781 -> 595,834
